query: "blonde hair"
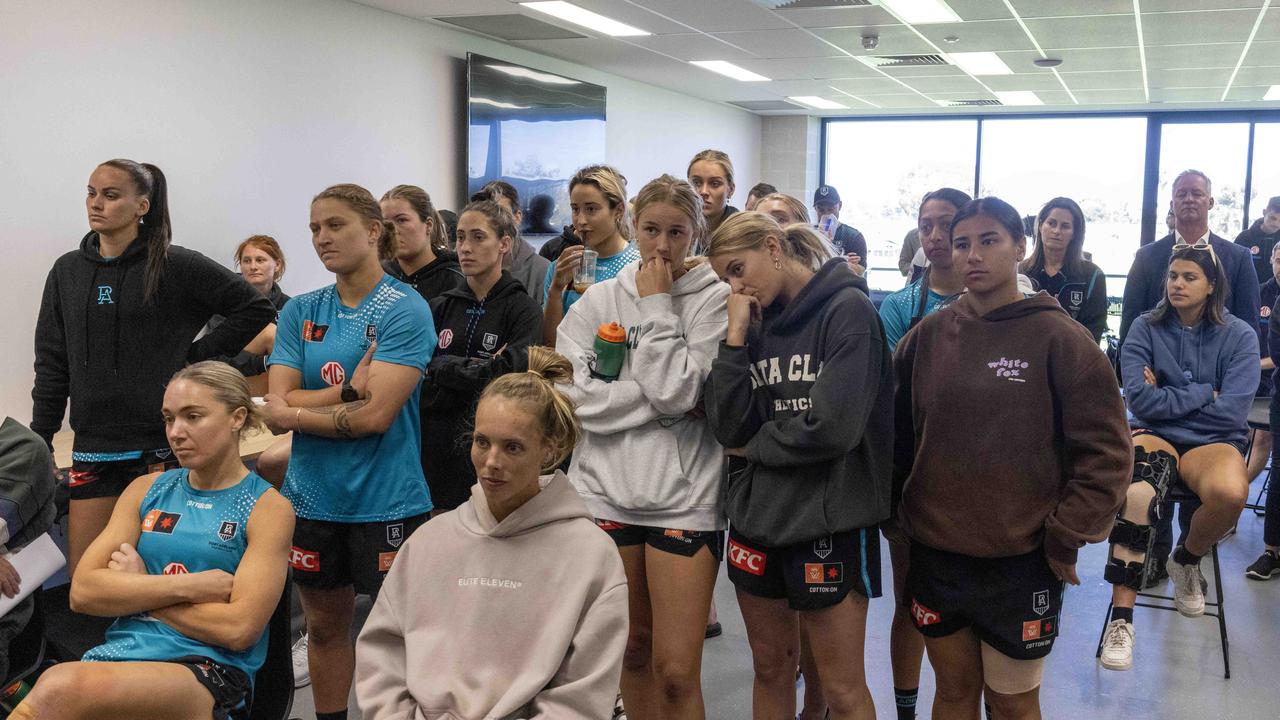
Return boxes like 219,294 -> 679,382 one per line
478,347 -> 579,472
756,193 -> 810,225
707,211 -> 834,271
234,235 -> 286,282
570,165 -> 632,240
633,174 -> 709,264
687,149 -> 736,190
313,184 -> 395,261
170,361 -> 264,433
381,184 -> 448,255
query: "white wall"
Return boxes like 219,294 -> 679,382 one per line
760,116 -> 821,219
0,0 -> 760,427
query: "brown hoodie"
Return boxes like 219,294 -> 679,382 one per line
354,471 -> 628,719
893,293 -> 1131,565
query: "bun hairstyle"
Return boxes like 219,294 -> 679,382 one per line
633,174 -> 708,263
707,211 -> 835,271
99,159 -> 171,304
169,361 -> 265,433
234,235 -> 286,282
382,184 -> 449,255
757,192 -> 811,224
479,346 -> 579,473
459,199 -> 519,244
569,165 -> 632,240
687,149 -> 736,192
312,184 -> 394,261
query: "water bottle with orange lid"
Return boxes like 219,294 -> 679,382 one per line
590,322 -> 627,382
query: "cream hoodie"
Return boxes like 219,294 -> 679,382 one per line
556,261 -> 729,531
354,471 -> 628,720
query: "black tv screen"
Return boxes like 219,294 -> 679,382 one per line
467,53 -> 606,236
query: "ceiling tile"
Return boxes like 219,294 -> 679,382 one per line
1226,85 -> 1278,102
827,76 -> 926,94
712,28 -> 848,59
1000,47 -> 1142,73
1007,0 -> 1132,18
878,64 -> 968,77
981,72 -> 1065,91
945,0 -> 1018,22
899,74 -> 986,93
623,0 -> 790,33
1243,41 -> 1280,67
746,56 -> 883,80
1149,87 -> 1223,102
1022,14 -> 1139,49
811,25 -> 937,56
1029,90 -> 1078,105
1142,0 -> 1265,10
626,33 -> 756,62
1145,43 -> 1244,69
1232,66 -> 1280,86
770,5 -> 899,28
1148,67 -> 1234,88
357,0 -> 515,18
872,94 -> 942,108
1142,9 -> 1260,46
1058,70 -> 1145,90
915,20 -> 1037,53
513,0 -> 693,35
1071,88 -> 1147,104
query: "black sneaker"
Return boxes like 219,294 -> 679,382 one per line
1245,551 -> 1280,580
1142,562 -> 1169,589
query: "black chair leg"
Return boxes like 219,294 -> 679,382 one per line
1212,544 -> 1230,679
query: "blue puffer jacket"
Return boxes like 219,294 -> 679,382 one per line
1121,309 -> 1259,447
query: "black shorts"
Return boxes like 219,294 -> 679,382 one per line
727,526 -> 881,611
172,655 -> 252,720
69,450 -> 179,500
906,543 -> 1064,661
1131,429 -> 1247,457
290,513 -> 428,596
595,519 -> 724,562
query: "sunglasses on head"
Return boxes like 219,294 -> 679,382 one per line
1172,238 -> 1218,266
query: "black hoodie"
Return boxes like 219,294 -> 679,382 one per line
421,271 -> 544,510
1236,219 -> 1280,284
31,233 -> 276,452
381,253 -> 464,303
206,282 -> 291,376
705,259 -> 894,546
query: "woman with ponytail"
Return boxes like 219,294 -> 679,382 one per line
32,159 -> 276,579
704,212 -> 892,720
260,183 -> 436,720
380,184 -> 464,302
356,346 -> 628,720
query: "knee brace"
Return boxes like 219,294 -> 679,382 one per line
1104,449 -> 1177,589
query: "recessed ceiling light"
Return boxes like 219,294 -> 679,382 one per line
690,61 -> 771,82
486,64 -> 580,85
949,51 -> 1014,76
876,0 -> 962,24
788,96 -> 849,110
995,91 -> 1043,105
521,1 -> 650,37
943,36 -> 960,44
1266,85 -> 1280,101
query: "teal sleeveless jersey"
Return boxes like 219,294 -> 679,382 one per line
82,469 -> 273,681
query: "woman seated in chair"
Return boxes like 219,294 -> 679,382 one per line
11,361 -> 295,720
1100,244 -> 1257,671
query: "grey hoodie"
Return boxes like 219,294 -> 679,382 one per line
506,238 -> 550,304
705,259 -> 893,546
556,261 -> 730,531
355,471 -> 628,719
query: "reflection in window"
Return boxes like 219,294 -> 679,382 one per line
825,120 -> 977,291
1157,123 -> 1250,240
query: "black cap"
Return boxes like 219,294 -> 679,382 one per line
814,185 -> 841,205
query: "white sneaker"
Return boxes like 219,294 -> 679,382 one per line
292,633 -> 311,688
1099,619 -> 1135,671
1167,555 -> 1206,617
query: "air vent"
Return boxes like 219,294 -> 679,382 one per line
757,0 -> 873,8
728,100 -> 805,112
435,14 -> 586,41
942,99 -> 1002,106
859,54 -> 949,67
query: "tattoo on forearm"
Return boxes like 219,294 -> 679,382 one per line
332,397 -> 370,438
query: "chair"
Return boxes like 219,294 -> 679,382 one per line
1244,397 -> 1271,516
2,587 -> 48,689
1094,484 -> 1230,678
249,573 -> 295,720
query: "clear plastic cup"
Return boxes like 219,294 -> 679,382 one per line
573,248 -> 598,294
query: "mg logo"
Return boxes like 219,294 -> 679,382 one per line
320,361 -> 346,386
163,562 -> 189,575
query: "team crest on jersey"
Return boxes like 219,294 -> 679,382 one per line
1032,589 -> 1050,616
320,360 -> 346,386
1069,290 -> 1083,307
439,328 -> 454,349
483,332 -> 498,351
303,320 -> 329,342
142,510 -> 182,534
1264,306 -> 1273,319
813,536 -> 833,559
365,323 -> 378,343
387,522 -> 405,548
218,521 -> 238,542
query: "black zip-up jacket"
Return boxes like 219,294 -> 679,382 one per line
31,233 -> 276,452
704,259 -> 894,546
1027,260 -> 1108,342
381,253 -> 464,303
1236,219 -> 1280,284
206,282 -> 290,376
421,271 -> 543,510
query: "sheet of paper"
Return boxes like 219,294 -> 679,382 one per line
0,533 -> 66,616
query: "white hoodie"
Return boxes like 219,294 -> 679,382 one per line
354,471 -> 628,720
556,261 -> 730,531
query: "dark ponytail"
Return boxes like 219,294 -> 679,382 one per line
100,159 -> 171,304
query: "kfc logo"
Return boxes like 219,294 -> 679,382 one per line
728,538 -> 766,576
290,547 -> 320,572
911,599 -> 940,627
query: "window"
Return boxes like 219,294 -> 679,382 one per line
1157,122 -> 1251,240
1249,123 -> 1280,227
824,119 -> 977,291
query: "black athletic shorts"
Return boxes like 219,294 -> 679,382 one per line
1131,429 -> 1247,458
68,450 -> 179,500
290,513 -> 428,596
906,543 -> 1064,661
727,525 -> 881,611
172,655 -> 252,720
594,519 -> 724,562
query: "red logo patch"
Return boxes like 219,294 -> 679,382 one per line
728,538 -> 766,576
439,328 -> 453,349
378,551 -> 397,572
68,469 -> 98,487
163,562 -> 189,575
141,510 -> 182,534
1022,620 -> 1042,641
290,547 -> 320,572
911,599 -> 940,627
320,361 -> 346,386
302,320 -> 329,342
595,519 -> 626,531
804,562 -> 844,584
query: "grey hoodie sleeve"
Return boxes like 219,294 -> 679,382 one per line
628,288 -> 728,415
0,418 -> 57,551
746,302 -> 888,467
354,545 -> 417,720
527,582 -> 628,719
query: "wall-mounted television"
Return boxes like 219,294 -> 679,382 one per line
467,53 -> 606,236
